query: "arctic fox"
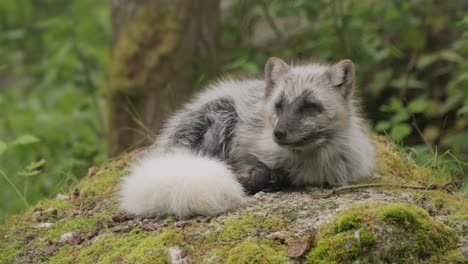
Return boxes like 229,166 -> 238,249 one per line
118,57 -> 375,218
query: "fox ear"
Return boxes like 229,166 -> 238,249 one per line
265,57 -> 289,94
328,59 -> 355,99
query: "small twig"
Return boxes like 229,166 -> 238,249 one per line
411,114 -> 433,152
312,181 -> 453,199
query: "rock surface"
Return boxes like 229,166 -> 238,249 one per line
0,136 -> 467,263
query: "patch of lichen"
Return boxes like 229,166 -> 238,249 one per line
371,135 -> 446,186
307,202 -> 460,263
109,3 -> 178,93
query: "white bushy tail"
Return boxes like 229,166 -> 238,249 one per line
118,149 -> 246,218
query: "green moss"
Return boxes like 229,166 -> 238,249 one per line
381,205 -> 421,229
35,199 -> 72,211
359,229 -> 378,246
125,229 -> 184,263
2,136 -> 467,263
225,238 -> 290,264
424,191 -> 468,220
49,229 -> 183,263
214,213 -> 286,242
78,159 -> 127,200
46,217 -> 97,240
307,202 -> 460,263
372,135 -> 443,186
0,239 -> 22,264
334,212 -> 361,232
308,229 -> 377,263
47,229 -> 149,264
0,159 -> 128,263
185,213 -> 291,262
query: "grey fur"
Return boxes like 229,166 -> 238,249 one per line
155,58 -> 375,190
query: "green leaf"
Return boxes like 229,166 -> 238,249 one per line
17,159 -> 46,177
370,69 -> 393,95
460,179 -> 468,194
416,53 -> 439,70
390,124 -> 412,142
380,97 -> 403,112
391,109 -> 410,124
439,50 -> 463,63
447,72 -> 468,90
11,135 -> 40,146
457,101 -> 468,115
408,98 -> 429,113
391,75 -> 425,89
375,121 -> 391,132
17,170 -> 41,177
440,92 -> 463,115
25,159 -> 46,171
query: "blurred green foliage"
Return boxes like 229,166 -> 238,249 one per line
0,1 -> 109,222
0,0 -> 467,221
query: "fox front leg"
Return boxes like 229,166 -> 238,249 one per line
235,162 -> 272,194
234,158 -> 291,194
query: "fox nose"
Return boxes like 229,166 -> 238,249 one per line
273,129 -> 287,141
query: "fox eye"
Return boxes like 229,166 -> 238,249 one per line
275,101 -> 283,111
300,101 -> 322,113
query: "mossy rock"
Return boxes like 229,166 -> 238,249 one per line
1,137 -> 467,263
307,203 -> 460,263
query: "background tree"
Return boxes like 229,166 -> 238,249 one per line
108,0 -> 219,156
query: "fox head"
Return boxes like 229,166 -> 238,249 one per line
263,57 -> 356,150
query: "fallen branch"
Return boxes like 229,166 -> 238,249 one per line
311,181 -> 453,199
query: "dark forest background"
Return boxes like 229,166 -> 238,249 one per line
0,0 -> 467,222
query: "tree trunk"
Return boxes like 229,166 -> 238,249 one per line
108,0 -> 219,156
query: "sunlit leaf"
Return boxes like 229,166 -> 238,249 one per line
370,69 -> 393,95
375,121 -> 391,132
457,102 -> 468,115
408,98 -> 429,113
391,110 -> 410,124
460,180 -> 468,194
17,159 -> 46,177
390,124 -> 412,142
391,76 -> 425,89
380,97 -> 403,112
416,54 -> 439,69
11,135 -> 40,145
440,92 -> 463,115
439,50 -> 463,63
26,159 -> 46,171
